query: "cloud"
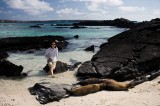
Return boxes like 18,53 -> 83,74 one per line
62,0 -> 123,12
56,8 -> 84,15
57,8 -> 109,20
70,0 -> 123,11
118,6 -> 145,12
153,9 -> 160,16
81,12 -> 110,20
71,0 -> 123,6
63,0 -> 119,19
4,0 -> 54,15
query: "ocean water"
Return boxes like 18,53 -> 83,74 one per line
1,21 -> 127,83
0,21 -> 125,38
0,21 -> 126,51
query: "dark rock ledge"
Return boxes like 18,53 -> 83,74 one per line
73,18 -> 136,28
0,35 -> 68,52
77,21 -> 160,81
0,50 -> 25,77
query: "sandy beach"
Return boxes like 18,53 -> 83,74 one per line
0,73 -> 160,106
0,51 -> 160,106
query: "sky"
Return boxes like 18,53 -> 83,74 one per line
0,0 -> 160,21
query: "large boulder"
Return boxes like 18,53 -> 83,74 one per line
28,82 -> 72,104
43,61 -> 68,73
0,60 -> 24,77
43,61 -> 82,73
0,50 -> 26,77
77,22 -> 160,81
84,45 -> 95,52
0,36 -> 68,51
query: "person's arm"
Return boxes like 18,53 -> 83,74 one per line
45,49 -> 49,59
56,48 -> 58,57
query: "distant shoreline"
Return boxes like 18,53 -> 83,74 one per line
0,18 -> 140,28
0,18 -> 138,23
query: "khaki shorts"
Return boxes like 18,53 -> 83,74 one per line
48,61 -> 57,69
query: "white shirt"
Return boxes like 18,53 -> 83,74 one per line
45,47 -> 58,62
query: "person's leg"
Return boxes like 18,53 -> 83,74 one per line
48,62 -> 54,77
51,62 -> 56,76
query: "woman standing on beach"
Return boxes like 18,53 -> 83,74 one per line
45,41 -> 58,77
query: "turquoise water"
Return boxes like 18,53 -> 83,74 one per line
0,21 -> 127,51
0,22 -> 125,38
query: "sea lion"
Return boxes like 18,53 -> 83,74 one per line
102,79 -> 133,91
64,83 -> 106,96
75,78 -> 104,86
66,78 -> 133,96
75,78 -> 133,91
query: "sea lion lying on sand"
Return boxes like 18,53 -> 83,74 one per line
64,78 -> 133,96
102,79 -> 133,91
64,83 -> 106,96
75,78 -> 104,86
75,78 -> 133,90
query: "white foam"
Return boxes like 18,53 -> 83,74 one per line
7,50 -> 94,85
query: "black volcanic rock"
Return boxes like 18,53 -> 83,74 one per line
30,25 -> 41,28
77,21 -> 160,81
0,36 -> 68,51
55,27 -> 69,28
28,82 -> 72,104
73,18 -> 136,28
43,61 -> 82,73
70,24 -> 87,29
74,35 -> 79,39
43,61 -> 68,73
0,50 -> 9,60
0,60 -> 24,77
0,50 -> 26,77
84,45 -> 95,52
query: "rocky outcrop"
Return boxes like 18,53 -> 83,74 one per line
30,25 -> 41,28
0,60 -> 24,77
55,27 -> 69,28
43,61 -> 82,73
43,61 -> 68,73
28,82 -> 72,104
77,22 -> 160,81
84,45 -> 95,52
0,36 -> 68,51
0,50 -> 26,77
130,70 -> 160,86
70,24 -> 87,29
0,50 -> 9,60
73,18 -> 136,28
74,35 -> 79,39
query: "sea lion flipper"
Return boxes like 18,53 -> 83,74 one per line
63,88 -> 72,95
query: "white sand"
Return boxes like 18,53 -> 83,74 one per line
0,51 -> 160,106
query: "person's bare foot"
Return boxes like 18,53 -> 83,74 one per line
51,76 -> 55,78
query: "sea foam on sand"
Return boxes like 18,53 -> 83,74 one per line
0,50 -> 160,106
